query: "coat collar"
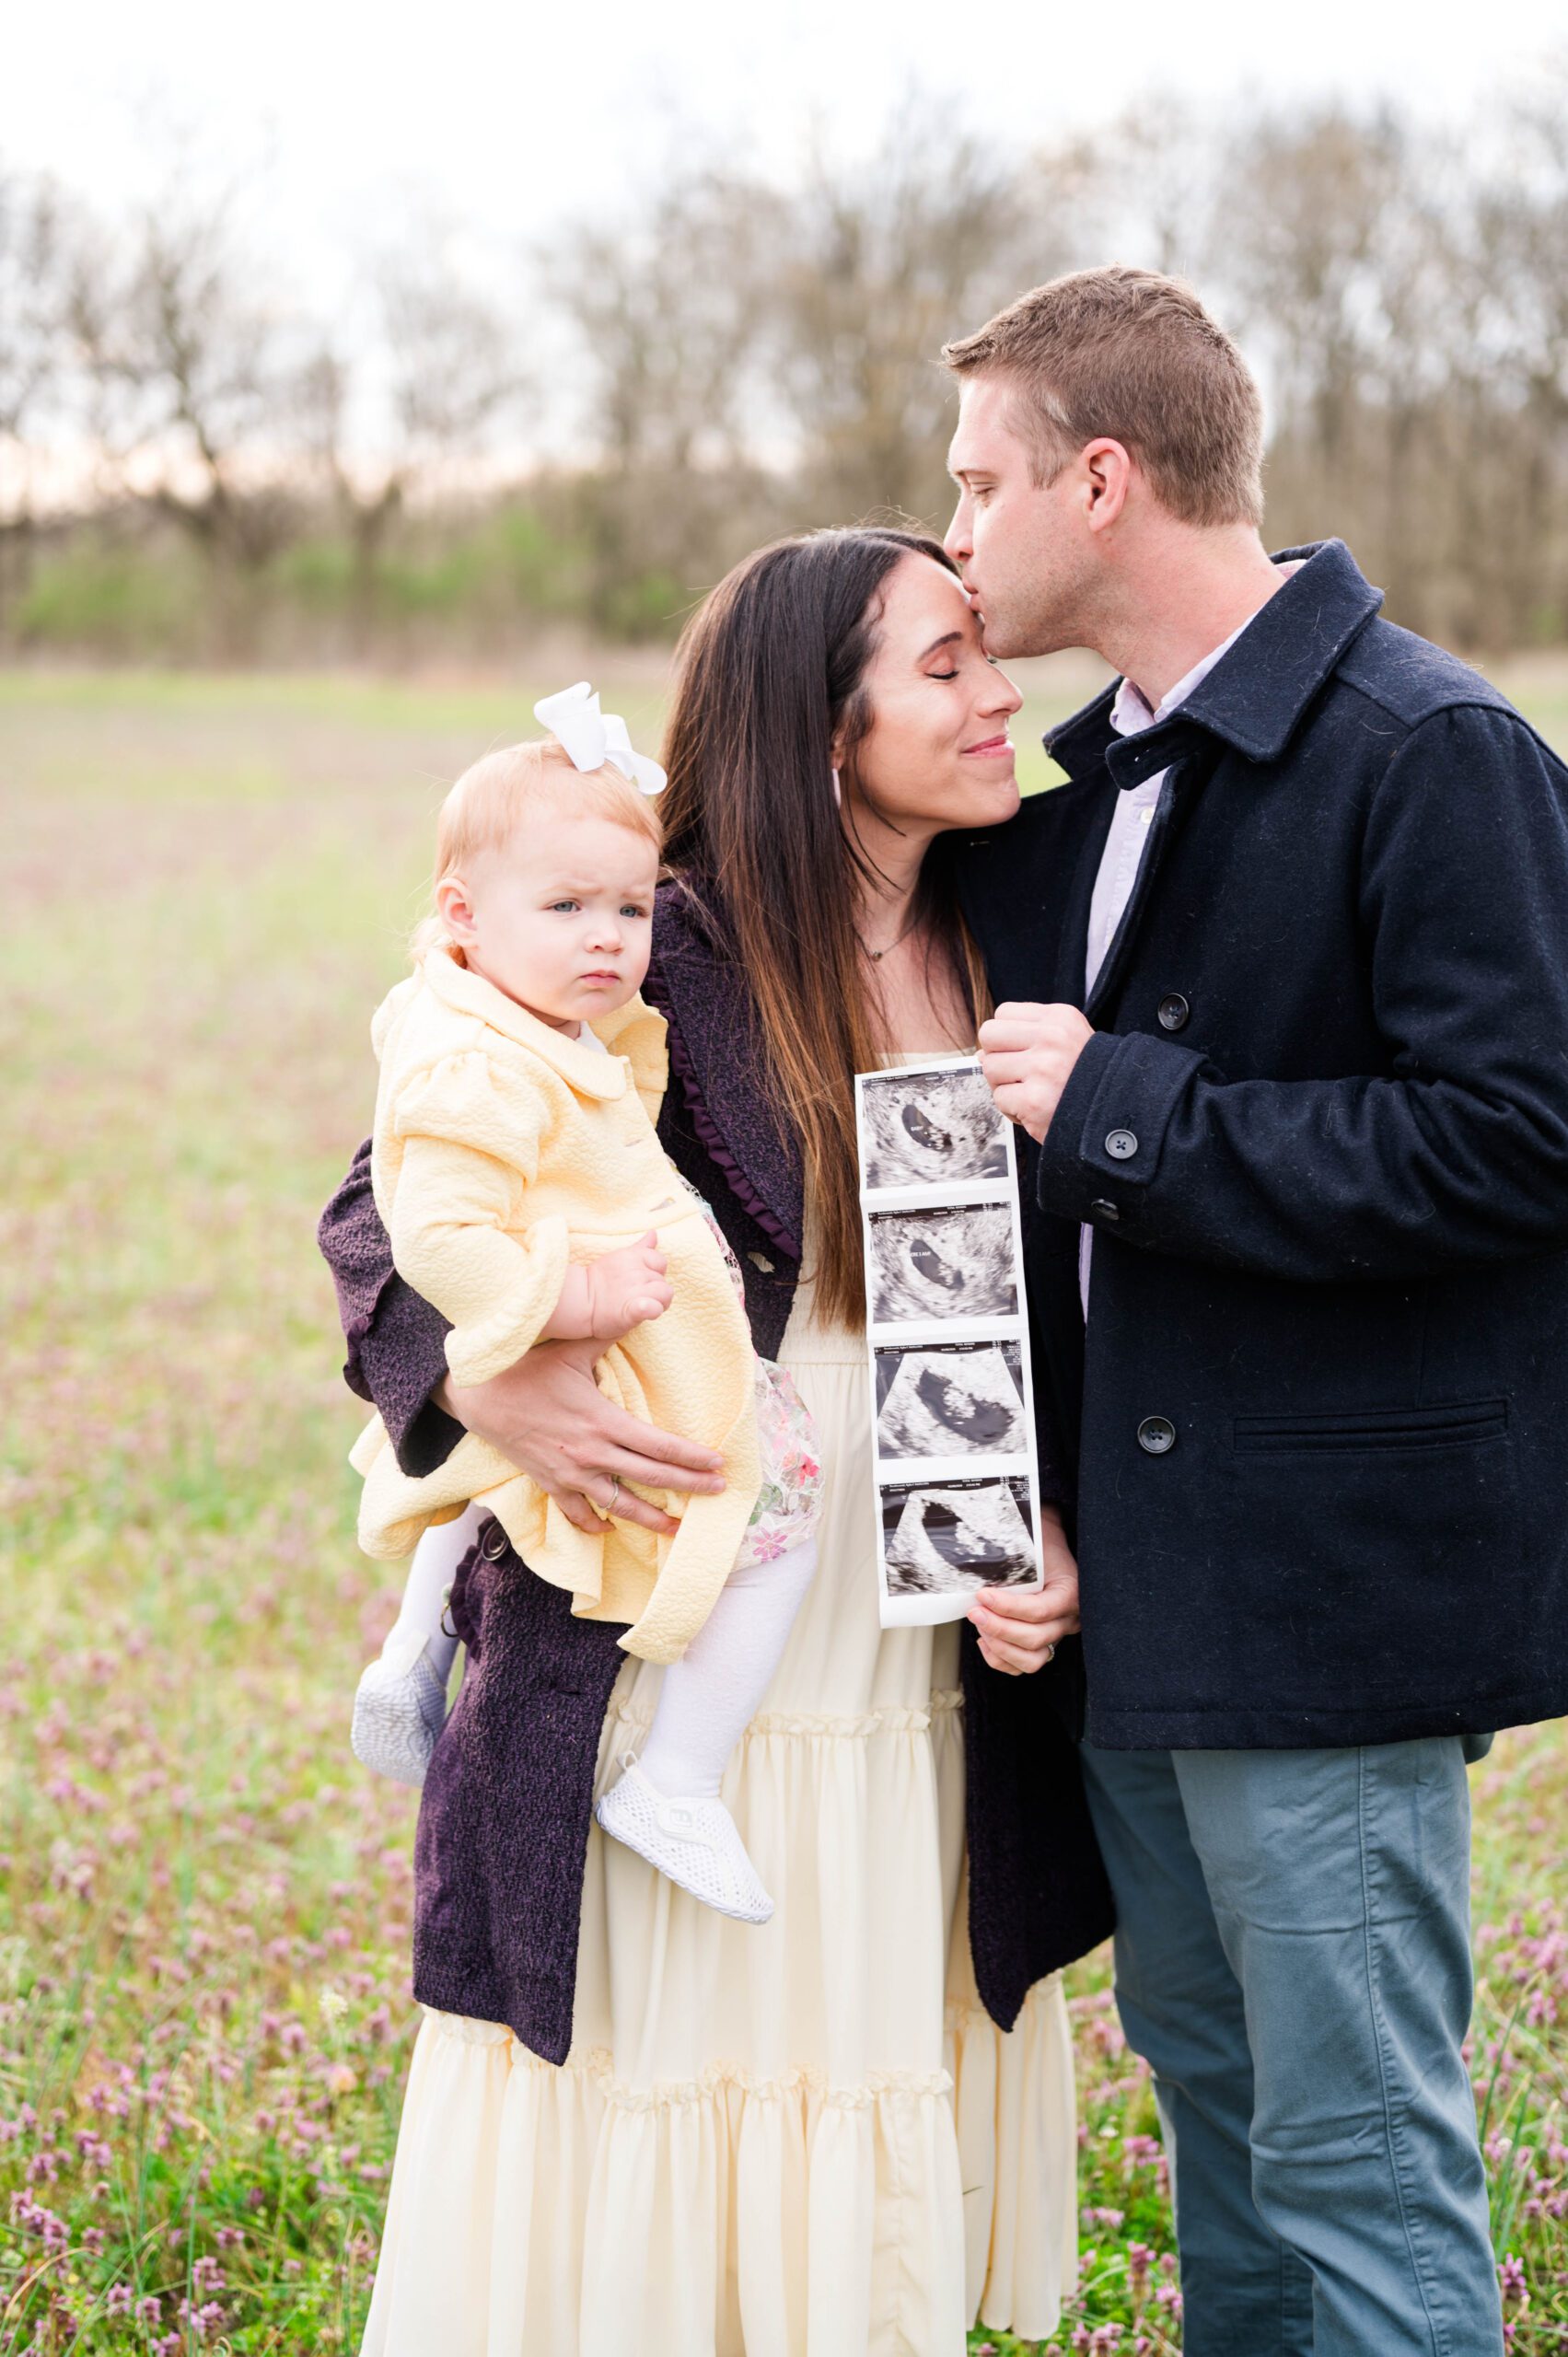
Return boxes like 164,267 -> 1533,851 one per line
417,948 -> 665,1103
1045,540 -> 1385,787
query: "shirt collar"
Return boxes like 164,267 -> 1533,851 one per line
1047,540 -> 1385,784
1108,604 -> 1259,740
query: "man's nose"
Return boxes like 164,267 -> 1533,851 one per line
943,497 -> 970,563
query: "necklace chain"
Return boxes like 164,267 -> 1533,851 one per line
861,914 -> 919,962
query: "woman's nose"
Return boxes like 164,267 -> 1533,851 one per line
980,668 -> 1023,719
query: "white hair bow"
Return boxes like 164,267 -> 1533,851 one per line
533,681 -> 667,796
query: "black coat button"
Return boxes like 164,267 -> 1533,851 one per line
1106,1130 -> 1138,1160
1090,1199 -> 1121,1223
1157,993 -> 1191,1032
1137,1416 -> 1177,1456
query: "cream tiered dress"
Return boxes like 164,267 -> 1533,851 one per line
361,1066 -> 1078,2357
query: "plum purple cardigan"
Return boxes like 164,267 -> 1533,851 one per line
319,877 -> 1114,2064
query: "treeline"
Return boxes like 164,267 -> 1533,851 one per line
2,78 -> 1566,661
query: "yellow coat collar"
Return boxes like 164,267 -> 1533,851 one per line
418,949 -> 667,1106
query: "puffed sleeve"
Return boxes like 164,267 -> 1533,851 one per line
386,1052 -> 572,1388
317,1135 -> 463,1477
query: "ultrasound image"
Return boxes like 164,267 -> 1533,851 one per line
865,1202 -> 1016,1326
859,1063 -> 1009,1191
875,1340 -> 1028,1461
881,1478 -> 1037,1595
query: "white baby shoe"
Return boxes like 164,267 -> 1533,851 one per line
351,1629 -> 451,1787
595,1759 -> 774,1924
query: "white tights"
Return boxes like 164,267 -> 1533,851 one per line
394,1514 -> 817,1803
634,1538 -> 819,1799
389,1503 -> 482,1684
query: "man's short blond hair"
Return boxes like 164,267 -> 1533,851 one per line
943,265 -> 1264,529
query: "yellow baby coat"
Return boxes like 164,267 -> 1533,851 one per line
349,947 -> 762,1666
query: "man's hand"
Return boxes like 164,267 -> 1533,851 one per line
438,1341 -> 725,1538
968,1504 -> 1081,1674
978,1003 -> 1095,1143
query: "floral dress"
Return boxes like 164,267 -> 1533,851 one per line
695,1182 -> 824,1569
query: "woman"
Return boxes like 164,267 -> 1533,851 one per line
319,528 -> 1113,2354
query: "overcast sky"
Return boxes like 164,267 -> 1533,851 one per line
7,0 -> 1564,305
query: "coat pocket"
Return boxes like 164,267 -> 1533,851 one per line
1231,1398 -> 1508,1455
1211,1395 -> 1520,1708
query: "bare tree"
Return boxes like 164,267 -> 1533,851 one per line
5,78 -> 1568,660
297,227 -> 528,648
545,167 -> 780,476
1475,64 -> 1568,641
772,100 -> 1068,527
0,165 -> 75,630
63,179 -> 306,650
539,163 -> 789,625
1064,103 -> 1219,284
1216,108 -> 1449,624
1214,91 -> 1568,646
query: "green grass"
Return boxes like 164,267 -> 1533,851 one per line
2,667 -> 1564,2355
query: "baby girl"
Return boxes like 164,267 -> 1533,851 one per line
347,685 -> 819,1922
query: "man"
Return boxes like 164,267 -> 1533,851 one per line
946,265 -> 1568,2355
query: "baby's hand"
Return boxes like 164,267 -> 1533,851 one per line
585,1234 -> 673,1339
547,1233 -> 673,1343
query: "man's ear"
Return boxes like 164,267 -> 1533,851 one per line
1080,438 -> 1133,534
436,874 -> 481,946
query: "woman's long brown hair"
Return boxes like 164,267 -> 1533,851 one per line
658,528 -> 993,1329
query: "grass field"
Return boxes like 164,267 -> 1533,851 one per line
2,664 -> 1566,2356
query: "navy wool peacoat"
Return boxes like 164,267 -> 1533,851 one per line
956,539 -> 1568,1752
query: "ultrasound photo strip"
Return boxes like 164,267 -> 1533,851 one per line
856,1062 -> 1012,1195
865,1202 -> 1019,1329
874,1340 -> 1029,1466
880,1476 -> 1037,1598
855,1052 -> 1047,1626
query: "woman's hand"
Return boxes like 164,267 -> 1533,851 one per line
967,1504 -> 1082,1674
438,1341 -> 725,1538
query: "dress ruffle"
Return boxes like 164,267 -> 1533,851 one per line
364,1978 -> 1070,2357
609,1689 -> 964,1745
